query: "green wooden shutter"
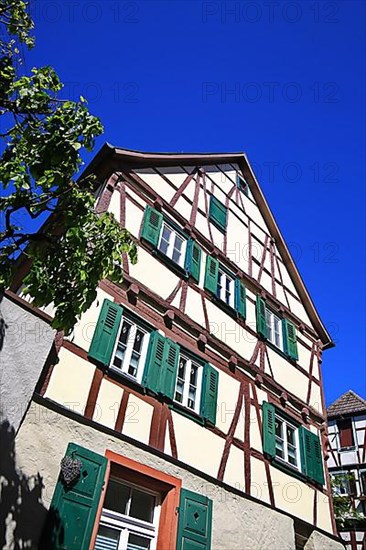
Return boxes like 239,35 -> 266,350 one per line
204,256 -> 219,294
140,205 -> 163,246
185,239 -> 202,283
209,196 -> 227,232
40,443 -> 107,550
299,427 -> 325,485
256,296 -> 267,339
142,331 -> 167,394
88,299 -> 123,366
262,401 -> 276,458
282,319 -> 298,361
176,489 -> 213,550
234,279 -> 246,319
161,338 -> 180,400
200,364 -> 218,425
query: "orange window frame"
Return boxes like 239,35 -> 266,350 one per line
89,450 -> 182,549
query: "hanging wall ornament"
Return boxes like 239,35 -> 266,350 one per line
60,455 -> 83,486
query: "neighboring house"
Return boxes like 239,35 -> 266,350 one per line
7,145 -> 344,549
328,390 -> 366,550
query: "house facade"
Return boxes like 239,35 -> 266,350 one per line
327,391 -> 366,550
7,145 -> 344,549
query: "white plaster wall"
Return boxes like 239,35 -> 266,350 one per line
215,370 -> 242,436
267,348 -> 308,403
44,347 -> 95,415
270,466 -> 314,524
125,198 -> 144,238
122,393 -> 153,445
184,287 -> 207,329
109,188 -> 120,222
93,379 -> 123,430
171,411 -> 225,478
223,445 -> 245,489
128,247 -> 180,300
251,456 -> 271,504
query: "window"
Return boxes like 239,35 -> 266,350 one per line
140,206 -> 202,281
256,297 -> 298,360
174,354 -> 203,414
217,268 -> 235,309
89,301 -> 219,426
331,472 -> 357,496
204,257 -> 246,319
274,414 -> 300,469
262,402 -> 325,485
236,173 -> 249,195
111,315 -> 150,383
95,478 -> 160,550
337,418 -> 355,449
157,222 -> 187,268
360,471 -> 366,496
265,308 -> 283,350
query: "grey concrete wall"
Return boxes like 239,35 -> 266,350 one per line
0,296 -> 55,433
10,401 -> 344,550
304,530 -> 345,550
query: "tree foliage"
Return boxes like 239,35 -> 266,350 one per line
0,0 -> 137,333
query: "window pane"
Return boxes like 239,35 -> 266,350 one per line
133,329 -> 144,353
178,357 -> 186,380
217,271 -> 223,298
266,310 -> 273,342
113,321 -> 131,369
128,351 -> 139,377
129,489 -> 155,522
159,225 -> 171,255
275,418 -> 283,438
127,534 -> 151,550
172,234 -> 183,262
275,438 -> 284,459
103,480 -> 130,514
175,380 -> 184,403
190,364 -> 198,386
95,526 -> 120,550
287,445 -> 297,466
188,385 -> 197,409
287,426 -> 295,446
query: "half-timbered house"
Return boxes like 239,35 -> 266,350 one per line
328,390 -> 366,550
8,145 -> 344,549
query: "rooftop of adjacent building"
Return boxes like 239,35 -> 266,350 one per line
327,390 -> 366,419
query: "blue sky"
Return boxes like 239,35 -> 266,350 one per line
24,0 -> 365,405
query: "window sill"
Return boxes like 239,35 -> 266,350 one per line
263,338 -> 294,363
271,457 -> 307,483
108,367 -> 144,393
169,402 -> 205,426
339,446 -> 357,453
152,249 -> 189,280
209,293 -> 238,319
269,456 -> 323,488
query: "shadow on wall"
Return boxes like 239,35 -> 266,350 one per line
0,419 -> 47,550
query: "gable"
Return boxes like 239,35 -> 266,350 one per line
82,145 -> 332,347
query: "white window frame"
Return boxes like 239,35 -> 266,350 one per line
157,222 -> 187,268
217,268 -> 235,309
265,308 -> 283,350
174,354 -> 203,414
331,472 -> 353,496
110,314 -> 150,384
274,414 -> 300,470
96,478 -> 161,550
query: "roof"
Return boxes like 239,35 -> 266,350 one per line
79,143 -> 334,349
327,390 -> 366,418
